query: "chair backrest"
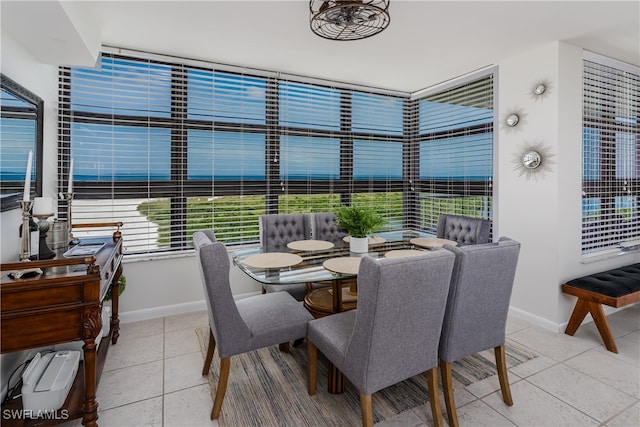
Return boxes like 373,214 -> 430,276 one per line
194,229 -> 217,332
437,214 -> 491,245
193,231 -> 251,358
344,251 -> 455,395
439,237 -> 521,363
313,212 -> 347,244
199,228 -> 217,243
259,213 -> 311,251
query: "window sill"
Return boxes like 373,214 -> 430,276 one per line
122,242 -> 260,264
582,246 -> 640,264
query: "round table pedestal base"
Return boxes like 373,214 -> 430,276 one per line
304,287 -> 357,318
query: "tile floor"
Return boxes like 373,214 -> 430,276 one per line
66,305 -> 638,426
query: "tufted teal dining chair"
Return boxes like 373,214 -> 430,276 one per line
436,214 -> 491,245
259,213 -> 312,300
193,230 -> 313,419
307,251 -> 455,427
439,237 -> 521,427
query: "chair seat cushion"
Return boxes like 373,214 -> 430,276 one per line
236,292 -> 313,352
566,263 -> 640,298
262,282 -> 309,301
308,310 -> 356,370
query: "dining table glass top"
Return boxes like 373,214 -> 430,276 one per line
231,230 -> 451,285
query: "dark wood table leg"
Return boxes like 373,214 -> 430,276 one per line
111,264 -> 123,345
82,306 -> 102,427
331,279 -> 343,313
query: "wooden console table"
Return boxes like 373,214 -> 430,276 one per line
1,226 -> 123,427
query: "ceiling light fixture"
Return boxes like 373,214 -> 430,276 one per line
309,0 -> 391,41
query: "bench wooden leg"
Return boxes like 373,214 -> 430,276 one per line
565,298 -> 618,353
565,298 -> 590,335
589,302 -> 618,353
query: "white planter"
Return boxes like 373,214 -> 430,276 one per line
349,236 -> 369,253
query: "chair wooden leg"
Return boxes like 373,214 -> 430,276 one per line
278,342 -> 290,352
211,357 -> 230,419
308,340 -> 317,395
427,367 -> 444,427
494,345 -> 513,406
439,360 -> 458,427
359,393 -> 373,427
202,328 -> 216,376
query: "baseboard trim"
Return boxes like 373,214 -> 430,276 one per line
508,306 -> 563,333
123,296 -> 613,334
118,291 -> 261,323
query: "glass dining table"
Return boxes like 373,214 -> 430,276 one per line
231,230 -> 456,393
231,230 -> 453,315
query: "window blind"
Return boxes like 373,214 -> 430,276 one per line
59,53 -> 411,254
582,57 -> 640,254
413,75 -> 494,235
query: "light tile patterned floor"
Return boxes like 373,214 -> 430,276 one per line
65,305 -> 639,426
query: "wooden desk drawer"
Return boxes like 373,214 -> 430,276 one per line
1,283 -> 86,311
1,308 -> 83,351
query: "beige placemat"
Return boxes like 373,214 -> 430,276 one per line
410,237 -> 457,248
287,239 -> 335,251
323,257 -> 362,275
384,249 -> 428,258
342,235 -> 386,245
242,252 -> 303,269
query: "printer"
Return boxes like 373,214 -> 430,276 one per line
21,350 -> 80,414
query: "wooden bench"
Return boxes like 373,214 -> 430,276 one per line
561,263 -> 640,353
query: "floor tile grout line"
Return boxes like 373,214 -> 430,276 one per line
490,377 -> 601,427
522,375 -> 614,426
600,399 -> 640,427
561,353 -> 640,401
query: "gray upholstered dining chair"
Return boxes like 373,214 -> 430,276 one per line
193,230 -> 313,420
437,214 -> 491,245
439,237 -> 521,427
259,213 -> 312,300
312,212 -> 347,244
307,251 -> 455,427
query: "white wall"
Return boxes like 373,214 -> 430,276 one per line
497,41 -> 640,329
0,29 -> 59,402
118,253 -> 262,323
1,31 -> 59,201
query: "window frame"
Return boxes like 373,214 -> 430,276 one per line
581,53 -> 640,256
59,52 -> 495,254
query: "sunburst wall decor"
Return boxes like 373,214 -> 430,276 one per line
501,108 -> 526,132
512,141 -> 555,180
529,79 -> 552,101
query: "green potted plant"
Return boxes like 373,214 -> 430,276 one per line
334,205 -> 386,253
105,275 -> 126,301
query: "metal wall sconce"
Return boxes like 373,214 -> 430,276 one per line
533,84 -> 546,96
505,113 -> 520,127
513,141 -> 555,180
530,79 -> 552,100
